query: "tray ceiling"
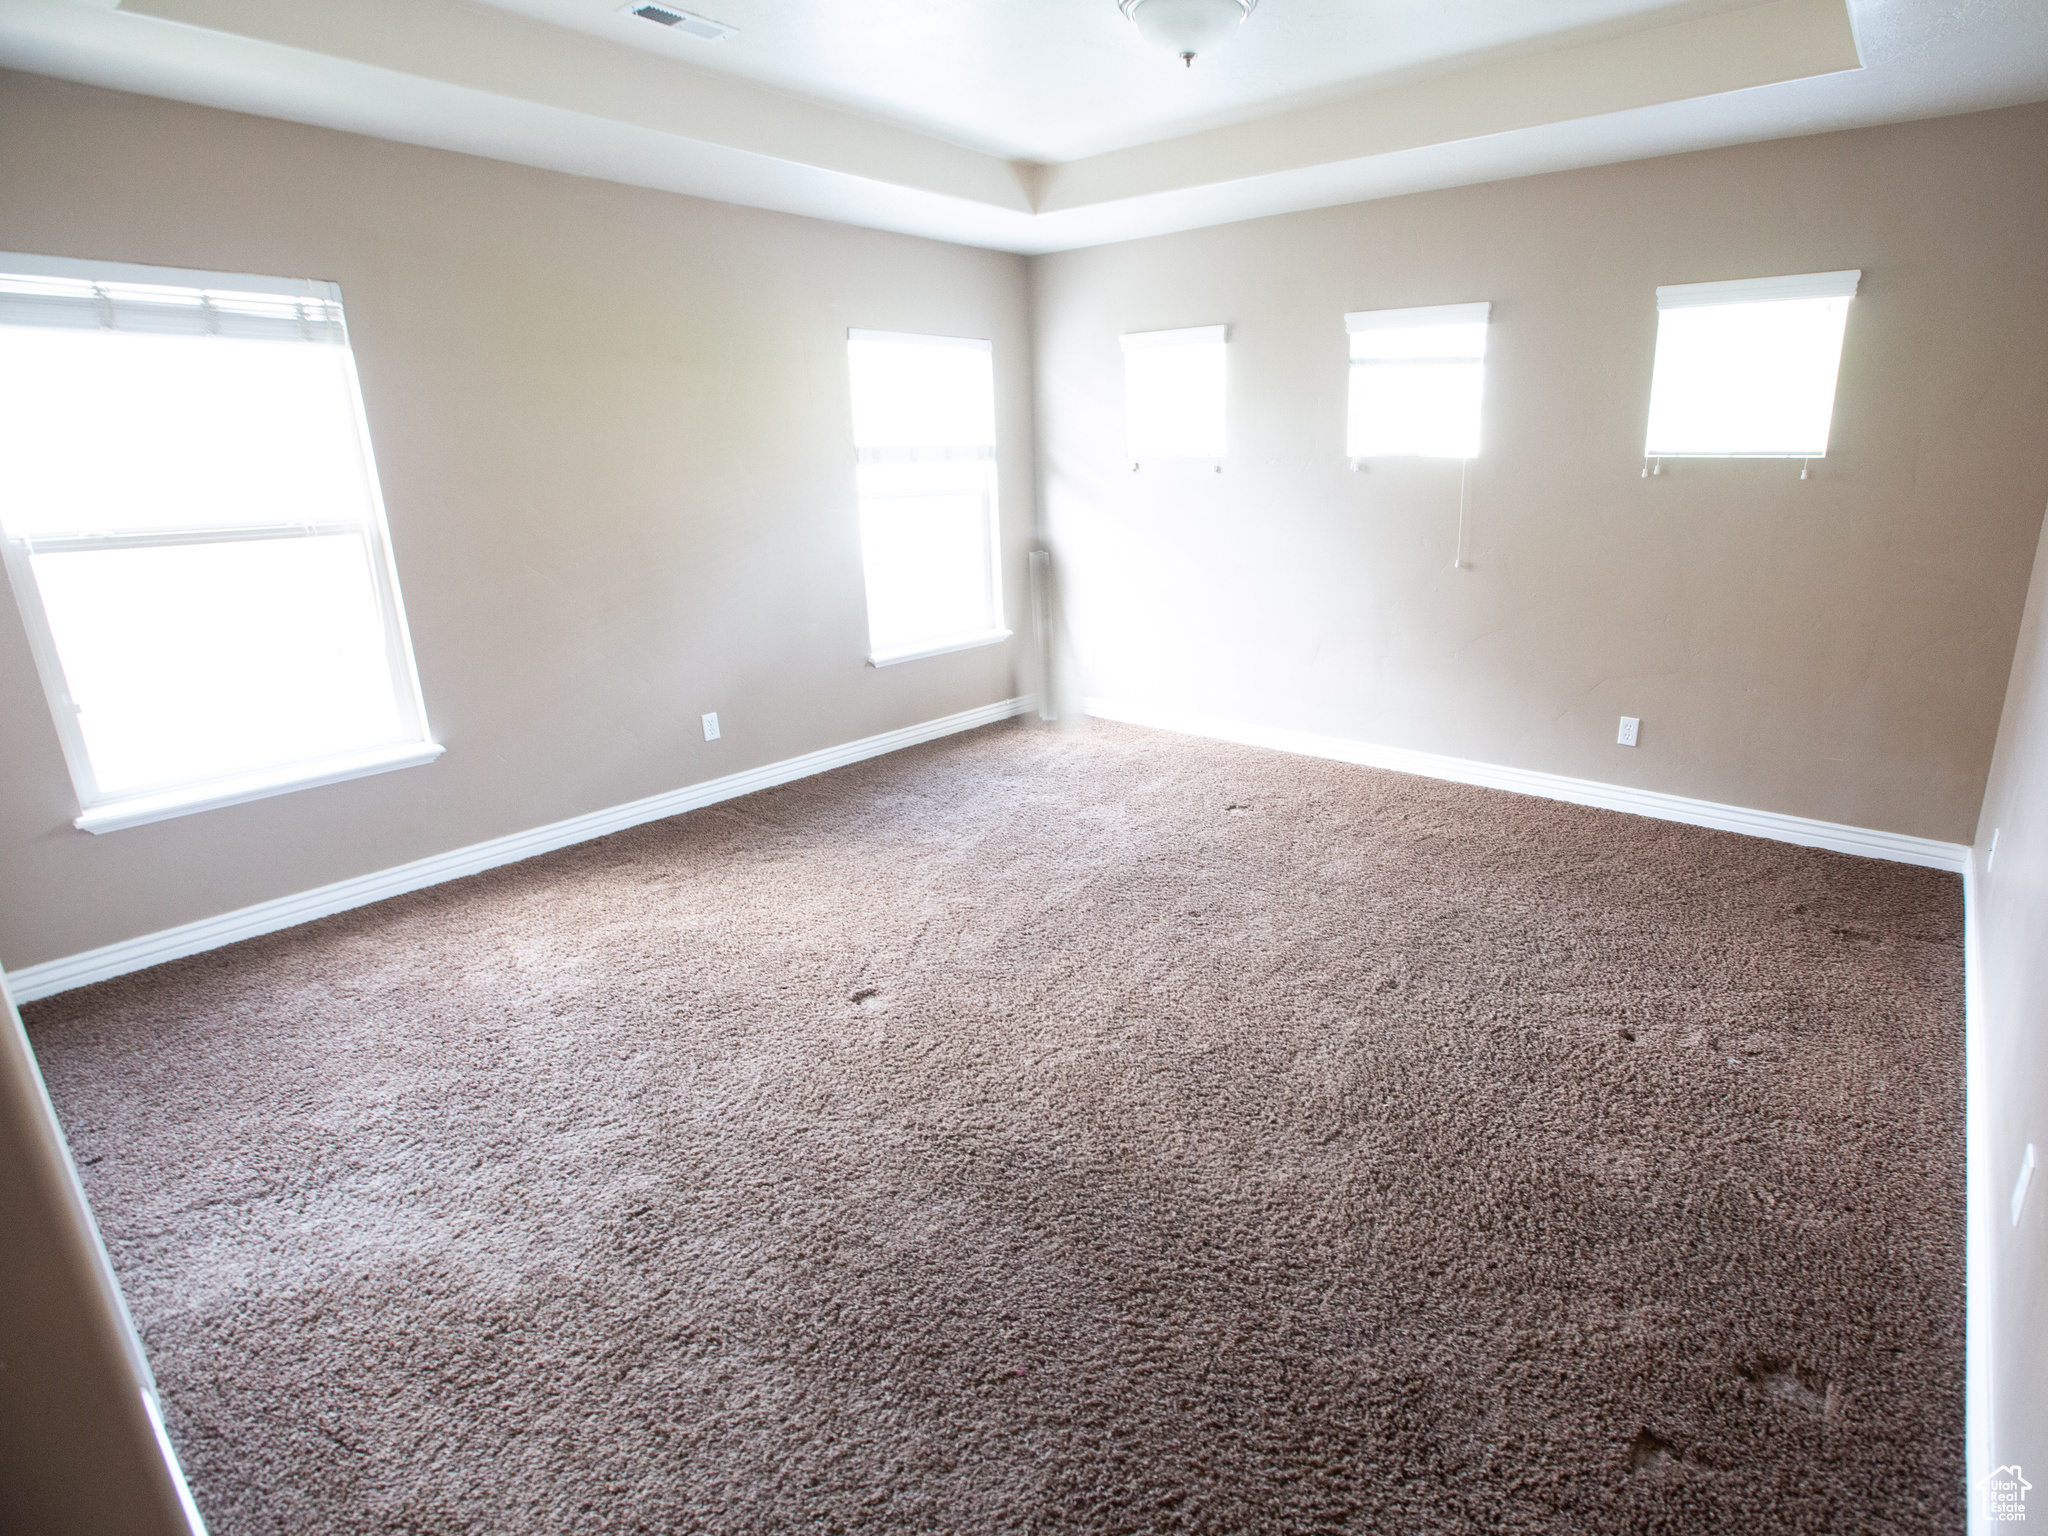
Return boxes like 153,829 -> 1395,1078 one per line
0,0 -> 2043,252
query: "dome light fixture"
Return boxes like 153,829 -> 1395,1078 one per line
1118,0 -> 1259,67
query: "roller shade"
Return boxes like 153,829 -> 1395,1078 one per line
1345,301 -> 1491,459
1122,324 -> 1227,461
1644,270 -> 1859,458
1656,270 -> 1860,309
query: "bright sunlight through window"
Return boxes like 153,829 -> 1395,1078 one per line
846,330 -> 1006,666
1345,303 -> 1490,460
0,254 -> 436,833
1643,271 -> 1859,458
1123,325 -> 1227,463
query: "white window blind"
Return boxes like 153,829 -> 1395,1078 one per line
1345,302 -> 1490,460
0,253 -> 437,833
1643,270 -> 1859,459
1122,325 -> 1227,462
846,330 -> 1006,666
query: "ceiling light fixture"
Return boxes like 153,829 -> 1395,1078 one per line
1117,0 -> 1258,67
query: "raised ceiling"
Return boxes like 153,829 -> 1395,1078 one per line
483,0 -> 1785,164
1,0 -> 2044,252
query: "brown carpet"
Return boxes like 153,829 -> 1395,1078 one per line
26,720 -> 1965,1534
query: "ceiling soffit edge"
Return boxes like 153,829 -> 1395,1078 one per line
112,0 -> 1858,222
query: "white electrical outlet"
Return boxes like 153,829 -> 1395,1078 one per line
1617,716 -> 1640,747
701,711 -> 720,742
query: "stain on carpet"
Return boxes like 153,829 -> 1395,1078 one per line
25,719 -> 1965,1534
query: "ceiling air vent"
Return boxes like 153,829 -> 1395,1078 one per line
622,3 -> 737,40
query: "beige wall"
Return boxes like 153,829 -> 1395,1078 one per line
1033,104 -> 2048,845
1970,504 -> 2048,1504
0,71 -> 1033,972
0,973 -> 199,1535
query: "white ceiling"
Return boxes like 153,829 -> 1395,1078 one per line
479,0 -> 1771,163
0,0 -> 2043,253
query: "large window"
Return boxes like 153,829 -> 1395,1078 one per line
0,253 -> 437,833
1123,325 -> 1227,464
1643,270 -> 1859,460
846,329 -> 1007,666
1345,302 -> 1490,460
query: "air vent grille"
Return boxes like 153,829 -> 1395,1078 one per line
622,3 -> 737,40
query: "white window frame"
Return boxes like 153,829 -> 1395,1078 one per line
846,329 -> 1009,668
1121,324 -> 1228,465
1642,269 -> 1860,461
0,251 -> 440,834
1344,301 -> 1491,461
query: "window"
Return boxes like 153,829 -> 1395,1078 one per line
0,253 -> 437,833
1122,325 -> 1227,463
1643,270 -> 1859,459
1345,302 -> 1490,459
846,330 -> 1007,666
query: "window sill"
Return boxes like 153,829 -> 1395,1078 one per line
868,629 -> 1012,668
75,741 -> 445,834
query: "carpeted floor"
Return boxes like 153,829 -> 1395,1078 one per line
26,720 -> 1964,1534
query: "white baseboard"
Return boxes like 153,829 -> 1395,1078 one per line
3,696 -> 1034,1004
1081,696 -> 1969,873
